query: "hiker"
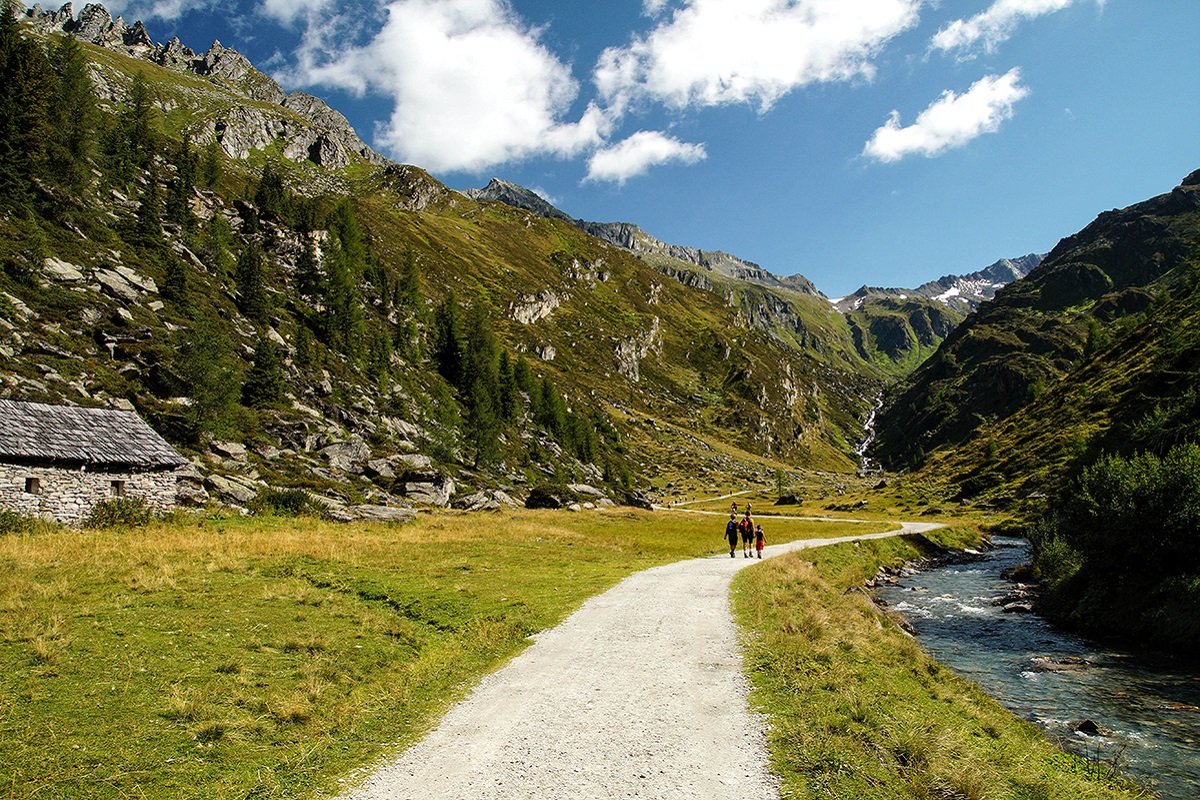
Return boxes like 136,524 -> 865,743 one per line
755,523 -> 765,559
739,511 -> 754,557
724,513 -> 739,558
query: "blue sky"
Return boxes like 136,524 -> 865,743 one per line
104,1 -> 1199,297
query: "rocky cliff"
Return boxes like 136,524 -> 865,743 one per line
18,2 -> 387,171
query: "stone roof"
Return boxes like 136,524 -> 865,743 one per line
0,399 -> 185,470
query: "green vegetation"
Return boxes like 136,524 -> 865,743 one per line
733,529 -> 1145,800
1026,444 -> 1200,652
0,509 -> 886,798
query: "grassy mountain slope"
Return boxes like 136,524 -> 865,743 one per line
0,14 -> 888,514
872,170 -> 1200,471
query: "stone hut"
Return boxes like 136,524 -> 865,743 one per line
0,399 -> 186,525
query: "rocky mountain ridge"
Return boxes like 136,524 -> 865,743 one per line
16,1 -> 386,172
871,169 -> 1200,472
834,253 -> 1043,314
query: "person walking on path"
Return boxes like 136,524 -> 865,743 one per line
739,511 -> 755,558
755,524 -> 765,559
724,513 -> 739,557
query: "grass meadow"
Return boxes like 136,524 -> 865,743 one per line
0,508 -> 885,799
733,531 -> 1147,800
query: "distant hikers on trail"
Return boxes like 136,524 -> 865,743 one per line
725,513 -> 739,558
739,510 -> 755,557
755,523 -> 765,558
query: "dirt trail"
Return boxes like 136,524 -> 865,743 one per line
337,522 -> 941,800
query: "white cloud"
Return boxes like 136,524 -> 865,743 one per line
862,68 -> 1029,162
931,0 -> 1093,55
259,0 -> 336,26
106,0 -> 220,21
585,130 -> 706,185
596,0 -> 921,113
288,0 -> 608,173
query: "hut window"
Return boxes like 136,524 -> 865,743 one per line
25,477 -> 40,494
110,480 -> 126,497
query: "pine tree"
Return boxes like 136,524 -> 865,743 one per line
254,160 -> 289,222
161,252 -> 191,312
235,241 -> 270,326
165,134 -> 197,229
322,239 -> 365,357
107,73 -> 157,186
497,350 -> 519,422
133,176 -> 163,244
174,317 -> 243,440
0,5 -> 53,209
199,211 -> 234,277
200,139 -> 222,188
294,233 -> 322,299
46,33 -> 96,195
242,337 -> 286,408
433,292 -> 465,388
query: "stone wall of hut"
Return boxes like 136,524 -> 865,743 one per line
0,463 -> 178,526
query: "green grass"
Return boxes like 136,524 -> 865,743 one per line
0,509 -> 883,799
732,527 -> 1147,800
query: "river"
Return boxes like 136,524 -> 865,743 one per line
874,536 -> 1200,799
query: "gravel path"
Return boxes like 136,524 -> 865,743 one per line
337,522 -> 942,800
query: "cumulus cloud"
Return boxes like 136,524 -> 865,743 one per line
596,0 -> 921,114
862,68 -> 1029,162
585,130 -> 706,185
104,0 -> 220,20
259,0 -> 337,26
288,0 -> 608,173
931,0 -> 1094,55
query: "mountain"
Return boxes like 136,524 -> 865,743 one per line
871,169 -> 1200,475
0,3 -> 891,516
833,254 -> 1043,315
465,178 -> 822,295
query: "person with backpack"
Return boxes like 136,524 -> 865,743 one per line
724,513 -> 739,558
739,511 -> 754,557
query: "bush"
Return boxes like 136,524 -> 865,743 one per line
84,498 -> 155,528
252,487 -> 317,517
0,510 -> 58,535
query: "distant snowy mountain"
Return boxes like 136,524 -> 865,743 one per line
832,254 -> 1044,314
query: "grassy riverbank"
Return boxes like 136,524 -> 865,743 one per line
0,509 -> 885,798
733,530 -> 1147,800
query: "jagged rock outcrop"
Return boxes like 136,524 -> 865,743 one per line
20,2 -> 388,170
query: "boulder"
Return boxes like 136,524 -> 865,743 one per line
567,503 -> 583,513
568,483 -> 604,497
403,471 -> 455,507
94,268 -> 141,302
524,487 -> 564,510
453,490 -> 518,512
205,474 -> 258,506
326,505 -> 416,524
624,490 -> 656,510
210,440 -> 248,462
43,257 -> 84,282
321,439 -> 372,473
365,458 -> 395,480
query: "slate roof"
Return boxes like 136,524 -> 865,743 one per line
0,399 -> 186,470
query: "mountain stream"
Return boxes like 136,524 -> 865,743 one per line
874,537 -> 1200,799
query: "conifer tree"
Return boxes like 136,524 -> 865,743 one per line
199,211 -> 234,277
497,350 -> 519,422
46,33 -> 96,195
294,233 -> 322,299
322,238 -> 366,357
433,292 -> 465,388
235,241 -> 269,326
161,252 -> 191,312
254,160 -> 289,222
242,337 -> 286,408
174,317 -> 242,440
0,5 -> 53,209
133,176 -> 163,244
165,134 -> 197,229
200,139 -> 222,188
108,73 -> 156,186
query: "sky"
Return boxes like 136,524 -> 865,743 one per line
100,0 -> 1200,298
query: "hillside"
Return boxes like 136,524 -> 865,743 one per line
871,170 -> 1200,472
0,3 -> 891,515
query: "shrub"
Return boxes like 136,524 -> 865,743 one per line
0,510 -> 58,535
253,487 -> 317,517
84,498 -> 154,529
